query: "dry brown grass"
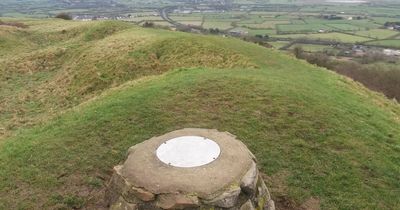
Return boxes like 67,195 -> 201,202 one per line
0,20 -> 28,28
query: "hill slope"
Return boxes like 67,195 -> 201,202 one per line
0,19 -> 399,210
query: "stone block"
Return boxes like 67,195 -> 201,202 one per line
156,193 -> 200,209
204,186 -> 241,208
110,196 -> 137,210
240,161 -> 258,195
240,200 -> 255,210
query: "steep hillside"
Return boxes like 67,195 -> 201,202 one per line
0,19 -> 399,210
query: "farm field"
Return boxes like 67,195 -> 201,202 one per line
247,28 -> 276,36
178,21 -> 202,26
272,32 -> 373,43
267,41 -> 290,49
326,23 -> 362,31
299,4 -> 400,17
353,29 -> 400,39
364,39 -> 400,48
169,15 -> 203,21
289,43 -> 336,52
277,23 -> 333,33
129,16 -> 164,22
240,20 -> 289,29
160,3 -> 399,51
203,21 -> 233,30
150,21 -> 173,26
2,0 -> 395,51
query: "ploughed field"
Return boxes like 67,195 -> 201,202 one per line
0,19 -> 399,209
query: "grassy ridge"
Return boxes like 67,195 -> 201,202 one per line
0,19 -> 256,139
0,19 -> 399,209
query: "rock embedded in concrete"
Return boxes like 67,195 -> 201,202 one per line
240,161 -> 258,195
128,186 -> 155,202
110,196 -> 137,210
105,128 -> 274,210
105,165 -> 131,205
264,199 -> 276,210
156,193 -> 199,209
240,200 -> 255,210
203,186 -> 241,208
258,177 -> 271,202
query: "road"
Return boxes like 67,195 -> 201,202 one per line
159,6 -> 182,28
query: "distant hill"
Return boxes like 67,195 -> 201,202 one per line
0,19 -> 399,210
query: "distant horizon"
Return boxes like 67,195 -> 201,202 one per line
325,0 -> 367,3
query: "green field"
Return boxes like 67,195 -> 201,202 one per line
300,4 -> 400,16
277,23 -> 333,33
289,43 -> 335,52
353,29 -> 400,39
247,28 -> 276,36
1,19 -> 400,210
240,20 -> 289,29
169,15 -> 203,21
203,21 -> 234,30
238,15 -> 265,24
129,15 -> 164,22
327,23 -> 362,31
364,39 -> 400,48
1,0 -> 393,49
272,32 -> 372,43
268,41 -> 290,49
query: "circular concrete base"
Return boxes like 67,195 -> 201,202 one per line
105,128 -> 275,210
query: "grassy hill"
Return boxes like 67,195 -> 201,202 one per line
0,19 -> 399,210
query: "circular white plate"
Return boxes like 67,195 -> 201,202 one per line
156,136 -> 221,168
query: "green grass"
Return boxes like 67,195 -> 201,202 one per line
289,44 -> 335,52
267,41 -> 290,49
1,19 -> 400,210
277,23 -> 334,33
168,15 -> 203,22
326,23 -> 362,31
237,15 -> 267,24
272,32 -> 372,43
290,19 -> 306,24
372,17 -> 400,25
304,18 -> 381,30
202,21 -> 234,30
177,21 -> 202,26
300,4 -> 400,17
240,20 -> 289,29
0,19 -> 255,139
129,16 -> 164,22
353,29 -> 399,39
364,39 -> 400,48
248,28 -> 276,36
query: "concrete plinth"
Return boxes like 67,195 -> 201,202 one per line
105,128 -> 274,210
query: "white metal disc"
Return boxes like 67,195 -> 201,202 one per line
156,136 -> 221,168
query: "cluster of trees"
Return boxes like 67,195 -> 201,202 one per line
55,13 -> 72,20
294,47 -> 400,100
321,14 -> 343,20
384,22 -> 400,30
208,28 -> 221,34
142,21 -> 155,27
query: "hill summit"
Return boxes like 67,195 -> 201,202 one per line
0,19 -> 399,210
